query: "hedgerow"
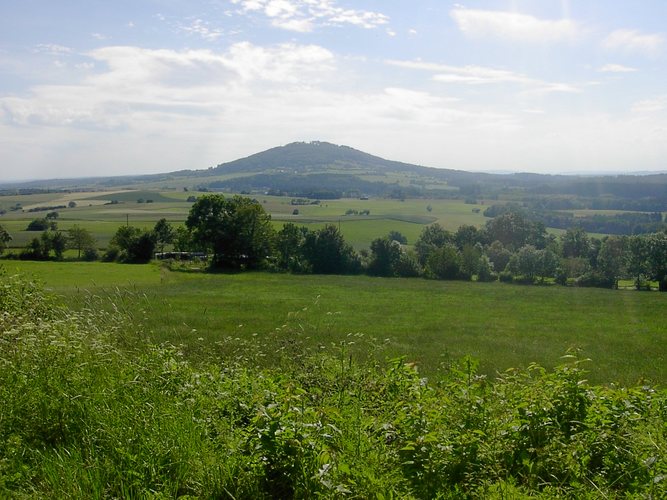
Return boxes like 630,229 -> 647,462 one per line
1,271 -> 665,498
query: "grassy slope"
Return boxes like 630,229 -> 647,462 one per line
6,261 -> 665,385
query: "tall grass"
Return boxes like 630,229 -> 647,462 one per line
1,270 -> 666,497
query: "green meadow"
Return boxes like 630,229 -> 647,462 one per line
6,260 -> 665,385
1,190 -> 486,251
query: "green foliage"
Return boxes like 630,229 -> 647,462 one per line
0,225 -> 12,255
485,211 -> 546,251
109,226 -> 156,263
415,223 -> 453,265
368,237 -> 402,277
426,243 -> 462,280
186,194 -> 274,269
561,226 -> 591,258
67,225 -> 97,260
302,224 -> 361,274
275,222 -> 310,272
153,218 -> 174,253
1,274 -> 665,498
26,218 -> 54,231
388,230 -> 408,245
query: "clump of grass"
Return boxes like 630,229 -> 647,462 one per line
1,271 -> 666,497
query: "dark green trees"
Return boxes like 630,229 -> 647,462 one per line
153,218 -> 175,254
186,194 -> 274,269
0,225 -> 11,255
67,225 -> 96,259
108,226 -> 156,263
368,237 -> 402,277
302,225 -> 360,274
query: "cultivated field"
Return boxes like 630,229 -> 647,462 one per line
0,190 -> 486,250
6,260 -> 665,385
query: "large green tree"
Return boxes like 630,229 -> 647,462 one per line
368,237 -> 402,277
186,194 -> 274,269
485,211 -> 545,251
301,224 -> 360,274
67,225 -> 96,259
109,226 -> 156,263
561,227 -> 591,258
275,223 -> 309,272
646,232 -> 667,291
415,223 -> 453,265
153,218 -> 175,254
0,225 -> 11,255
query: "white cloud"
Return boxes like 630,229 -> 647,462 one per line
231,0 -> 388,32
91,33 -> 109,41
602,29 -> 664,55
450,7 -> 579,43
179,19 -> 224,41
598,64 -> 637,73
33,44 -> 73,55
632,95 -> 667,114
386,59 -> 580,94
0,42 -> 336,131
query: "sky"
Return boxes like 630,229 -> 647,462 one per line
1,1 -> 667,181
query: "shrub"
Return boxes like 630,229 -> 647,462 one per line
1,274 -> 665,498
498,270 -> 514,283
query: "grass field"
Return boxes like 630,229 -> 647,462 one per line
1,190 -> 487,251
5,260 -> 665,385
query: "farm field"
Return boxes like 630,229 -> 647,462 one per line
6,260 -> 666,385
1,190 -> 487,251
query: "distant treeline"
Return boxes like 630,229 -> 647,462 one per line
484,203 -> 666,236
3,195 -> 667,291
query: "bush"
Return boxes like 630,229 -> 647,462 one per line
26,218 -> 50,231
575,271 -> 616,289
1,274 -> 665,498
498,270 -> 514,283
102,247 -> 119,262
82,247 -> 99,261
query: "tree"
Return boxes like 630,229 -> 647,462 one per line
0,225 -> 11,255
68,201 -> 77,208
486,240 -> 511,273
172,226 -> 194,252
508,245 -> 541,282
388,230 -> 408,245
20,237 -> 49,261
561,227 -> 590,258
597,236 -> 627,288
626,236 -> 650,290
415,223 -> 453,265
26,218 -> 51,231
426,243 -> 462,280
460,244 -> 482,280
47,231 -> 67,261
275,223 -> 309,272
153,218 -> 175,253
186,194 -> 274,269
67,225 -> 96,259
109,226 -> 156,263
646,232 -> 667,291
485,211 -> 545,250
537,248 -> 559,283
476,254 -> 496,282
368,237 -> 402,277
302,224 -> 360,274
455,225 -> 480,250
